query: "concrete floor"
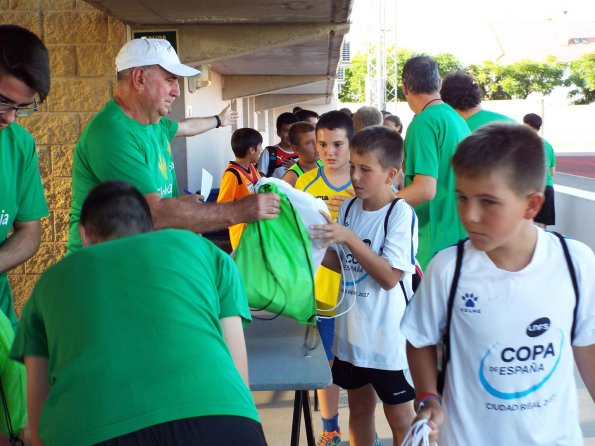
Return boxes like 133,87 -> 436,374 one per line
255,367 -> 595,445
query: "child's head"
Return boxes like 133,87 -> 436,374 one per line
289,121 -> 318,163
348,125 -> 403,199
452,123 -> 546,251
276,112 -> 299,147
294,109 -> 319,124
523,113 -> 542,131
383,114 -> 402,134
315,111 -> 355,170
353,106 -> 383,133
231,128 -> 263,162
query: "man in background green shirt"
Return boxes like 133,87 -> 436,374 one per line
398,56 -> 469,268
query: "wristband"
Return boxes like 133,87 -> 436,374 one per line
416,393 -> 441,411
214,114 -> 221,128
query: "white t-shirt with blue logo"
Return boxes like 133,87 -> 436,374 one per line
334,198 -> 418,371
401,228 -> 595,445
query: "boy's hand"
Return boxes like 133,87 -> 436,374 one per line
310,210 -> 353,248
326,190 -> 355,215
414,399 -> 444,445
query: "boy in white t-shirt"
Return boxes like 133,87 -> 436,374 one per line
401,123 -> 595,445
312,125 -> 418,445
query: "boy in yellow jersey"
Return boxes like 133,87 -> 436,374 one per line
217,128 -> 263,250
295,111 -> 354,446
282,121 -> 323,187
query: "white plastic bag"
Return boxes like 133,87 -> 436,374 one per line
256,177 -> 329,271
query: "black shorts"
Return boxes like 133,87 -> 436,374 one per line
97,415 -> 267,446
332,357 -> 415,405
534,185 -> 555,225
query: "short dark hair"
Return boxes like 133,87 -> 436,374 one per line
339,107 -> 353,118
384,114 -> 402,128
381,110 -> 391,118
276,112 -> 299,130
0,25 -> 50,102
292,106 -> 303,114
523,113 -> 542,131
353,106 -> 383,132
350,125 -> 404,170
231,128 -> 263,157
80,181 -> 153,242
317,110 -> 355,140
289,121 -> 315,146
294,109 -> 319,122
452,123 -> 546,195
402,55 -> 440,94
440,71 -> 481,111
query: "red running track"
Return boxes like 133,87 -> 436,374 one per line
556,156 -> 595,179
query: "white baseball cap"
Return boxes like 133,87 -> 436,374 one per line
115,37 -> 199,77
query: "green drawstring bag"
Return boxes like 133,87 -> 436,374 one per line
234,182 -> 317,324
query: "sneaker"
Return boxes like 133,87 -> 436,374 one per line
374,433 -> 382,446
316,430 -> 341,446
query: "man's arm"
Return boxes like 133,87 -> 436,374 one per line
397,174 -> 436,207
574,344 -> 595,402
24,356 -> 49,446
220,316 -> 249,387
145,192 -> 280,233
175,104 -> 239,137
406,342 -> 444,444
0,220 -> 42,273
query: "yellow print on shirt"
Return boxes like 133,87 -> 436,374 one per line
158,154 -> 168,179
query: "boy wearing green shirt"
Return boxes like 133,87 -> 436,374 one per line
12,181 -> 267,446
0,25 -> 50,331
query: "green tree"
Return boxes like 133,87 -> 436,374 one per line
567,51 -> 595,105
497,58 -> 566,99
338,51 -> 367,103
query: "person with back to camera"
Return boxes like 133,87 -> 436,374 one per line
257,112 -> 299,178
12,180 -> 268,446
440,71 -> 515,131
217,128 -> 263,250
67,37 -> 281,254
523,112 -> 556,228
311,125 -> 418,446
281,121 -> 323,187
402,123 -> 595,445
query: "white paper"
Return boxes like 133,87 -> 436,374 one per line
201,168 -> 213,201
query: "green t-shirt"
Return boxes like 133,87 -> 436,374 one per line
11,229 -> 259,446
543,138 -> 556,186
0,312 -> 26,437
465,109 -> 515,132
0,122 -> 48,330
67,99 -> 179,254
404,103 -> 470,269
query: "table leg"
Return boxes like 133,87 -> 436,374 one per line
302,390 -> 315,445
290,391 -> 302,446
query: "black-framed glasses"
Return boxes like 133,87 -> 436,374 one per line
0,98 -> 37,117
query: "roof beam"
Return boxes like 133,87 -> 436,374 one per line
130,23 -> 349,66
223,75 -> 329,100
255,94 -> 329,112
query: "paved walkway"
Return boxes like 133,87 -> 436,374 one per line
255,366 -> 594,445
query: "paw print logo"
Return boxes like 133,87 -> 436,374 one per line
463,293 -> 478,308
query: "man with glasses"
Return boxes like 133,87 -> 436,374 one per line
0,25 -> 49,332
67,38 -> 281,253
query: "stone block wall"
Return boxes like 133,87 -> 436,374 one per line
0,0 -> 126,313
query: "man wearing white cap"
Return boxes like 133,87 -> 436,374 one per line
67,38 -> 280,253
